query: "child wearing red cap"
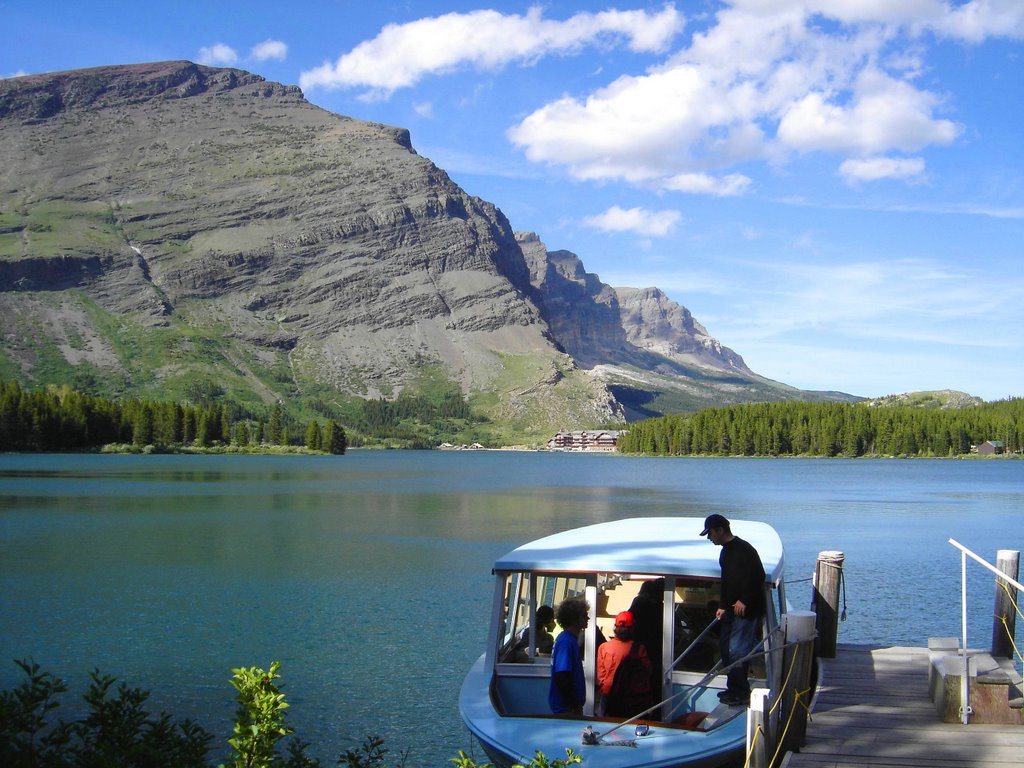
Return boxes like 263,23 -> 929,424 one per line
597,610 -> 652,716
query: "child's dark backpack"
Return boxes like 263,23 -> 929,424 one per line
607,641 -> 654,717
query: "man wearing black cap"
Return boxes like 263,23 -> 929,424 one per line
700,514 -> 765,706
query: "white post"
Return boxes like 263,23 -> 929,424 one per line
584,581 -> 598,717
746,688 -> 770,768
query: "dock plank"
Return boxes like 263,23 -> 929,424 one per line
780,644 -> 1024,768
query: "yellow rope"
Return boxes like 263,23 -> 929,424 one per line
997,614 -> 1022,665
997,580 -> 1023,621
995,581 -> 1023,666
768,642 -> 802,716
766,685 -> 812,768
792,687 -> 813,715
742,647 -> 814,768
745,720 -> 761,768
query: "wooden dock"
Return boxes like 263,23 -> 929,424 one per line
781,644 -> 1024,768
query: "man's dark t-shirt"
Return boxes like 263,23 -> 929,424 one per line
719,536 -> 766,618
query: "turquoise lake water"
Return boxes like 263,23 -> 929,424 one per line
1,451 -> 1021,765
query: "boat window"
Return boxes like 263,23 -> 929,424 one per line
497,573 -> 587,663
672,577 -> 721,672
498,572 -> 525,651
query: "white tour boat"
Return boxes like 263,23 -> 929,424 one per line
459,517 -> 787,768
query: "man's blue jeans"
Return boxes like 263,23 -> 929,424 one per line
720,614 -> 759,695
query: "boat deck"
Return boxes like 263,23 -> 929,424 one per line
782,644 -> 1024,768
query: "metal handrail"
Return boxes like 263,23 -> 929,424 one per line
597,626 -> 788,742
666,614 -> 722,675
946,539 -> 1023,725
948,539 -> 1024,592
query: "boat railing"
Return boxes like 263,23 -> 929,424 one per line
947,538 -> 1023,724
593,625 -> 791,744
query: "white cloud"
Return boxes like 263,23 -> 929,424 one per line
927,0 -> 1024,42
507,2 -> 983,192
508,65 -> 732,184
197,43 -> 238,66
250,39 -> 287,62
839,156 -> 925,182
663,172 -> 752,196
583,206 -> 681,237
298,4 -> 684,95
776,67 -> 960,155
729,0 -> 1024,41
413,101 -> 434,118
2,70 -> 29,79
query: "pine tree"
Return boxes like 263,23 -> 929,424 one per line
324,420 -> 347,454
267,405 -> 283,445
305,421 -> 322,451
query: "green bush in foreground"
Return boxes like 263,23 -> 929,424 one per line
0,659 -> 212,768
451,748 -> 582,768
0,660 -> 575,768
224,662 -> 317,768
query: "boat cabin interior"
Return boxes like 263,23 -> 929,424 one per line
489,570 -> 784,728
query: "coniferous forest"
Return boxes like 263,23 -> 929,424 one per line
617,398 -> 1023,457
0,378 -> 347,454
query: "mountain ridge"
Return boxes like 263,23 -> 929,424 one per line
1,61 -> 859,444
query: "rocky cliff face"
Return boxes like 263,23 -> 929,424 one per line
518,231 -> 752,375
516,232 -> 627,366
516,232 -> 819,416
0,61 -> 821,439
614,286 -> 752,375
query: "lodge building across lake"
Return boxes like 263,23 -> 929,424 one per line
546,429 -> 626,451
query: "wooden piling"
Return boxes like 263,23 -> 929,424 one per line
812,550 -> 844,659
774,613 -> 816,767
776,642 -> 815,763
991,549 -> 1020,659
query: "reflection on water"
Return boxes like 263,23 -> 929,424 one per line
1,452 -> 1022,765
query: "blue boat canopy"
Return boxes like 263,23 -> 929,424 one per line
493,517 -> 784,584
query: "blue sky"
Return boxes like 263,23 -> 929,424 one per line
4,1 -> 1022,400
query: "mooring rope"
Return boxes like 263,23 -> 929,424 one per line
742,723 -> 765,768
742,644 -> 814,768
764,684 -> 813,768
996,580 -> 1023,667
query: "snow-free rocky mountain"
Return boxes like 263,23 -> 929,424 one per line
0,61 -> 851,442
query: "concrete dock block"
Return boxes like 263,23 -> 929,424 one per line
929,646 -> 1024,725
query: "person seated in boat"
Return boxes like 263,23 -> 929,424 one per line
597,611 -> 653,717
504,604 -> 555,662
532,604 -> 556,654
629,578 -> 664,689
548,597 -> 589,717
